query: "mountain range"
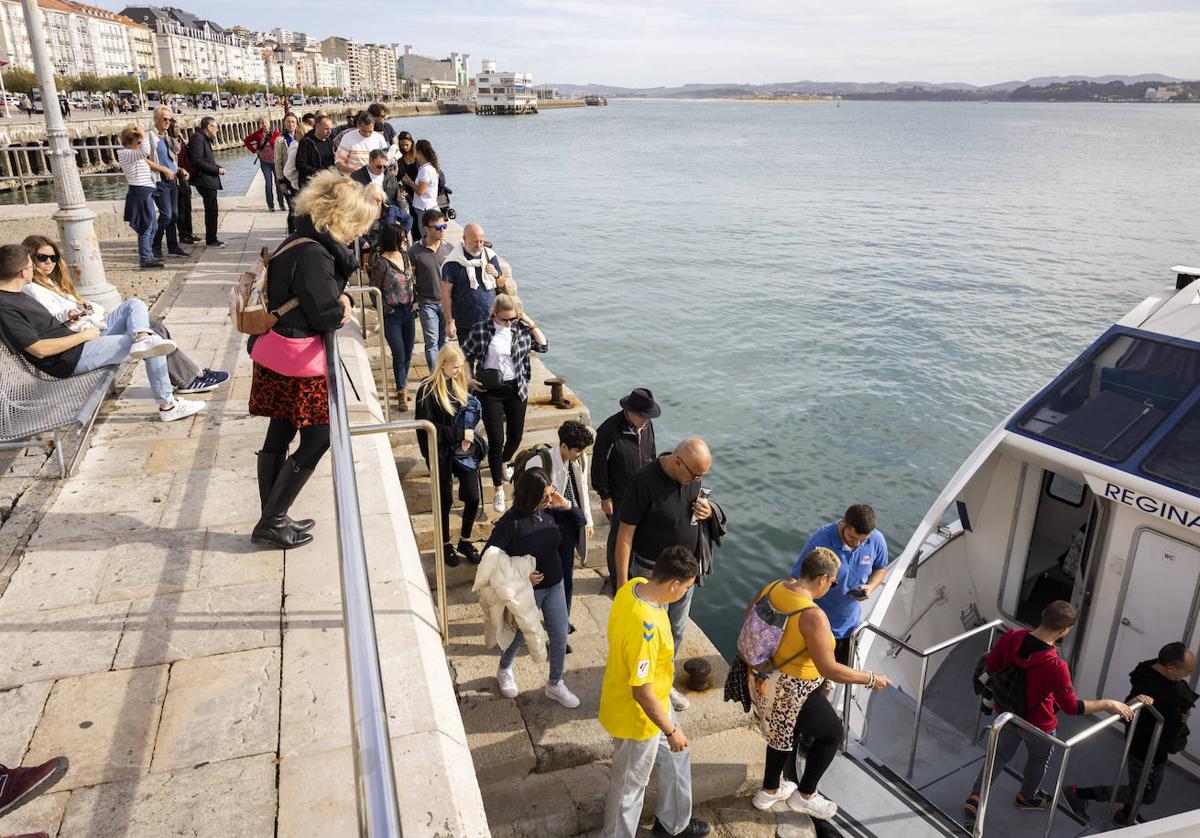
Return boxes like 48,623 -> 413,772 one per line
551,74 -> 1187,98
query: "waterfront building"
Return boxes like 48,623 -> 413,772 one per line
0,0 -> 158,78
397,44 -> 469,98
475,58 -> 537,114
320,36 -> 395,97
120,5 -> 266,85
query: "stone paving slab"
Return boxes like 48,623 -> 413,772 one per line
0,600 -> 131,690
0,680 -> 52,764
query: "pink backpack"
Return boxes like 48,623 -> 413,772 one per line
737,580 -> 814,673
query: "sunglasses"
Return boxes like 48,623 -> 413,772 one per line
34,253 -> 59,264
428,224 -> 448,231
496,315 -> 517,324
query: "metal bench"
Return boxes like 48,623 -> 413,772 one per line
0,338 -> 118,478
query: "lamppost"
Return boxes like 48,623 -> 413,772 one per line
20,0 -> 117,308
274,49 -> 287,109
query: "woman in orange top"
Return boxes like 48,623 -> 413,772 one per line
747,547 -> 891,820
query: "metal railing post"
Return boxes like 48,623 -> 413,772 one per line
973,712 -> 1011,838
342,285 -> 391,421
908,655 -> 929,778
840,626 -> 862,752
973,623 -> 999,745
323,333 -> 403,836
1102,705 -> 1163,829
1043,746 -> 1072,838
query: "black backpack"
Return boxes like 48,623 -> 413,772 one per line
973,655 -> 1028,716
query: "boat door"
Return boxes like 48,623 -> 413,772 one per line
1103,528 -> 1200,760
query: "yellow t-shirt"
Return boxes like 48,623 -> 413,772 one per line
757,580 -> 821,681
598,577 -> 675,741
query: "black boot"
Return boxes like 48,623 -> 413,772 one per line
256,451 -> 316,533
252,456 -> 316,548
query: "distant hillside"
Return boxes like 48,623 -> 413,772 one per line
552,74 -> 1189,100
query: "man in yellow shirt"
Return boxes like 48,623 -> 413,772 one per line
599,546 -> 709,837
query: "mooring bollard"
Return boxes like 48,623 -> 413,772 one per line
544,377 -> 570,408
682,657 -> 713,691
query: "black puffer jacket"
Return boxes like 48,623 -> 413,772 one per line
266,215 -> 356,338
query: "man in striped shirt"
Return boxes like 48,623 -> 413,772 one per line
334,112 -> 387,176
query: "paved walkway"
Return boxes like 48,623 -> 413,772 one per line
0,205 -> 483,837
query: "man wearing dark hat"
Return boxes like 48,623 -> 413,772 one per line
593,388 -> 660,586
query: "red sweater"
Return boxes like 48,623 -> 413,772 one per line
985,628 -> 1084,733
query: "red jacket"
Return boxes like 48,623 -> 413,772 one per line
985,628 -> 1083,733
243,128 -> 280,164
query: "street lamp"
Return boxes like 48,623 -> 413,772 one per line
274,49 -> 287,107
19,0 -> 117,308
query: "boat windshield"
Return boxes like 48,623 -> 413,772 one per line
1014,332 -> 1200,462
1142,402 -> 1200,494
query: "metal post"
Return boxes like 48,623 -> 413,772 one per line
907,656 -> 929,778
20,0 -> 119,310
1125,710 -> 1163,825
840,628 -> 859,751
1042,747 -> 1072,838
1103,705 -> 1141,829
973,714 -> 1011,838
1103,705 -> 1163,829
342,286 -> 391,421
973,624 -> 999,745
324,333 -> 403,836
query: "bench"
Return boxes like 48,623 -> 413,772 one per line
0,338 -> 118,478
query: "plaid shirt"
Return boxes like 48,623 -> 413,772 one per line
461,320 -> 547,401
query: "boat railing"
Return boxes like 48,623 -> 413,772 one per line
973,702 -> 1163,838
840,618 -> 1012,777
323,327 -> 450,835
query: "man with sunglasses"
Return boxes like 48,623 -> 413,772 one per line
614,438 -> 714,712
351,149 -> 411,240
441,222 -> 511,343
408,208 -> 452,371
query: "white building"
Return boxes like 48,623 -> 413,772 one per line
120,6 -> 265,84
475,58 -> 536,114
0,0 -> 156,78
321,36 -> 395,96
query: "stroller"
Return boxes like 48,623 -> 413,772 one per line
436,168 -> 456,220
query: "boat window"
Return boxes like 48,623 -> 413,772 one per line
1014,333 -> 1200,462
1141,402 -> 1200,494
1047,474 -> 1086,506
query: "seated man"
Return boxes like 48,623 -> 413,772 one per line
0,244 -> 204,422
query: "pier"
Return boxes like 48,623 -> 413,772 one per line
0,187 -> 769,837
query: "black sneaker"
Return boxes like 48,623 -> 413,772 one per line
442,542 -> 460,567
139,259 -> 164,269
652,818 -> 709,837
457,539 -> 481,565
177,368 -> 230,394
151,250 -> 163,260
206,239 -> 226,248
167,247 -> 192,257
1015,791 -> 1052,811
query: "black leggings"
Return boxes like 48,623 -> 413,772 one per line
262,417 -> 331,470
762,688 -> 842,795
438,458 -> 482,541
480,381 -> 528,486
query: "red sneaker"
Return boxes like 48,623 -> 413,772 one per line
0,757 -> 69,817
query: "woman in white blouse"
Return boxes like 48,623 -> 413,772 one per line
403,139 -> 440,230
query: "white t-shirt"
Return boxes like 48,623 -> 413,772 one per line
335,130 -> 387,173
485,324 -> 517,382
413,163 -> 439,212
23,282 -> 107,331
117,139 -> 155,187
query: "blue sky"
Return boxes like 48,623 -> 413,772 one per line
98,1 -> 1200,87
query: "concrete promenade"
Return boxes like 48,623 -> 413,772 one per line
0,202 -> 486,836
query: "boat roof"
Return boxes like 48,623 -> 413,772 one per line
1006,280 -> 1200,500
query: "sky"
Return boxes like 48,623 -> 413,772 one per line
99,1 -> 1200,88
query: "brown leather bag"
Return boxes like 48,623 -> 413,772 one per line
230,237 -> 316,335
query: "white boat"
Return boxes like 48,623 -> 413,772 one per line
834,266 -> 1200,837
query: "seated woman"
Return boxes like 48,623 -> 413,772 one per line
21,235 -> 228,394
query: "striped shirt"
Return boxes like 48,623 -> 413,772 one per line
117,139 -> 155,187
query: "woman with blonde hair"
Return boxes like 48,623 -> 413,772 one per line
21,235 -> 228,394
461,292 -> 547,514
415,343 -> 484,566
248,170 -> 377,549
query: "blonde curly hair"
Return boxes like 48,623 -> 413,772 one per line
294,170 -> 377,244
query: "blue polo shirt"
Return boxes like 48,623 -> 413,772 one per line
790,521 -> 889,639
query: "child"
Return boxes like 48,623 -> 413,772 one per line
118,125 -> 173,269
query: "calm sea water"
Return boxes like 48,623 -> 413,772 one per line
403,99 -> 1200,655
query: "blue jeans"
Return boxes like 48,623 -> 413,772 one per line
152,180 -> 179,254
259,159 -> 276,209
418,301 -> 446,371
501,580 -> 568,682
382,305 -> 416,390
75,299 -> 172,404
131,190 -> 158,264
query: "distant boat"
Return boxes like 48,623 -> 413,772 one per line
584,95 -> 608,106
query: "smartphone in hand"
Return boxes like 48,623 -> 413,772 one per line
849,587 -> 869,601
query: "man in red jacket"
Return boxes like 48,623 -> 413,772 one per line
242,116 -> 280,212
964,601 -> 1134,818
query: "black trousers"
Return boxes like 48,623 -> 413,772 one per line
557,512 -> 581,615
196,185 -> 219,244
437,457 -> 481,541
262,417 -> 330,469
176,178 -> 194,238
763,688 -> 843,795
480,380 -> 528,486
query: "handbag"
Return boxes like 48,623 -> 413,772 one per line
249,329 -> 326,378
230,237 -> 317,335
478,367 -> 505,391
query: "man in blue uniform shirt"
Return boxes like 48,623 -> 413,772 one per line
790,504 -> 890,665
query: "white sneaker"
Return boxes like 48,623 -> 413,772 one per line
752,779 -> 798,811
129,333 -> 177,359
492,486 -> 506,514
787,790 -> 838,820
670,687 -> 690,711
544,679 -> 580,709
503,463 -> 514,483
159,398 -> 205,422
497,666 -> 518,698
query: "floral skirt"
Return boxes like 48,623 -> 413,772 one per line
248,362 -> 329,428
751,669 -> 825,751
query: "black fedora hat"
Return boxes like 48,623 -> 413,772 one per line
620,388 -> 661,419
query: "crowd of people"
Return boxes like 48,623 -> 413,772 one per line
0,103 -> 1195,838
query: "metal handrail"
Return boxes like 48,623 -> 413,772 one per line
323,331 -> 403,835
342,285 -> 391,421
973,702 -> 1163,838
841,618 -> 1010,777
